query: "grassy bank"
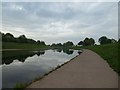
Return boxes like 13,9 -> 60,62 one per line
82,43 -> 119,75
2,42 -> 50,50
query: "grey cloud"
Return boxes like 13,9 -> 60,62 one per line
2,2 -> 118,44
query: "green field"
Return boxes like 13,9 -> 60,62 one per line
82,43 -> 119,75
2,42 -> 50,50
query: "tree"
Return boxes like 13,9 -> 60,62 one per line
27,39 -> 36,44
118,39 -> 120,42
82,37 -> 95,46
63,41 -> 74,47
36,40 -> 46,45
40,41 -> 46,46
78,41 -> 84,46
98,36 -> 112,45
37,40 -> 41,44
56,43 -> 62,46
111,39 -> 117,43
6,33 -> 14,38
89,38 -> 95,45
83,38 -> 89,46
2,33 -> 15,42
2,32 -> 47,45
51,43 -> 56,47
18,35 -> 27,43
51,43 -> 62,48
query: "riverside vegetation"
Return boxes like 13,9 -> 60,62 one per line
2,32 -> 119,75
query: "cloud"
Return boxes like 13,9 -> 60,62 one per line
2,2 -> 118,44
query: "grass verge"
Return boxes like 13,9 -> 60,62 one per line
2,42 -> 50,50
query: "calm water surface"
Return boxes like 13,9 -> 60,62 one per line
2,49 -> 80,88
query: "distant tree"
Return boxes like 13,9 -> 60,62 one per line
40,41 -> 46,46
2,33 -> 15,42
37,40 -> 41,44
51,43 -> 56,47
83,37 -> 95,46
118,39 -> 120,42
99,36 -> 107,44
51,43 -> 62,47
83,38 -> 89,46
56,43 -> 62,46
107,39 -> 112,43
89,38 -> 95,45
98,36 -> 112,45
63,41 -> 74,47
78,41 -> 84,46
27,39 -> 36,44
18,35 -> 27,43
2,32 -> 47,45
6,33 -> 14,38
111,39 -> 117,43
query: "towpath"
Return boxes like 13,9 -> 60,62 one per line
27,49 -> 118,88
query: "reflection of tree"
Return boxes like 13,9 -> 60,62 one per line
57,49 -> 62,53
63,49 -> 73,55
2,58 -> 13,65
78,50 -> 82,55
2,54 -> 34,65
2,50 -> 45,65
36,51 -> 45,56
17,57 -> 28,62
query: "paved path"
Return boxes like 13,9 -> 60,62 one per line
27,49 -> 118,88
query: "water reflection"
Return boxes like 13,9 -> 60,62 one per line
2,50 -> 45,65
36,51 -> 45,56
78,50 -> 83,55
63,49 -> 74,55
2,50 -> 79,88
2,49 -> 83,65
2,49 -> 74,65
54,49 -> 74,55
56,49 -> 62,53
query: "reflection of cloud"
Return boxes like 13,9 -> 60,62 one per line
2,2 -> 118,44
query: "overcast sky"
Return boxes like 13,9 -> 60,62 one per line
1,2 -> 118,44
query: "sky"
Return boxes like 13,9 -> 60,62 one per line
1,2 -> 118,45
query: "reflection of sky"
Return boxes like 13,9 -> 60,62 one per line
2,50 -> 78,88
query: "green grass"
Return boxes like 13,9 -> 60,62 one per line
82,43 -> 119,75
14,83 -> 28,90
2,42 -> 50,50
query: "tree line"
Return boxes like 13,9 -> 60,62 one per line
2,32 -> 46,46
77,36 -> 117,46
51,41 -> 74,48
52,36 -> 117,48
1,32 -> 118,47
